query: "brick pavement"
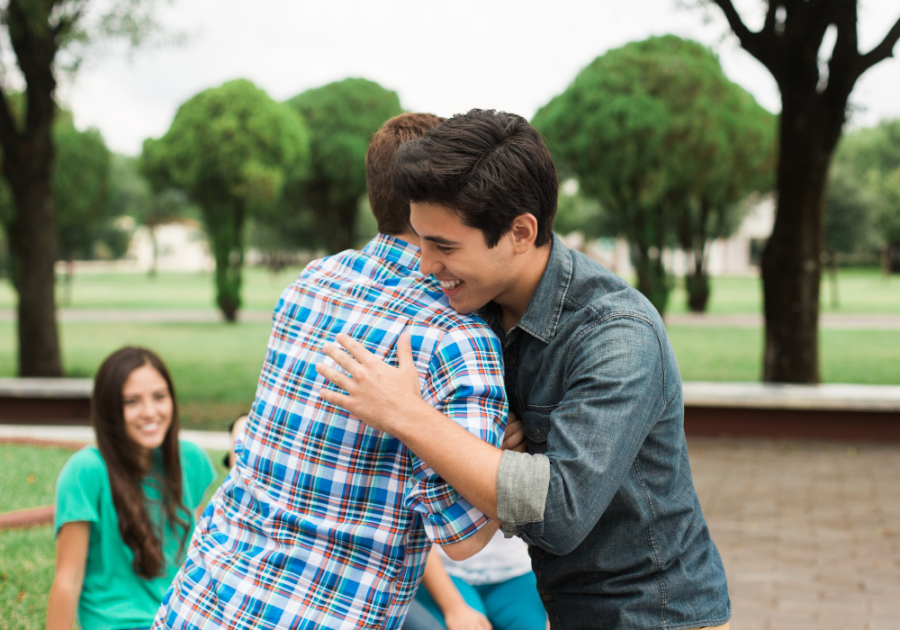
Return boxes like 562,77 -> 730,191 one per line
688,437 -> 900,630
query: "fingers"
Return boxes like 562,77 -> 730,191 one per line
317,386 -> 353,410
315,364 -> 352,392
321,341 -> 360,375
397,331 -> 414,373
334,333 -> 374,365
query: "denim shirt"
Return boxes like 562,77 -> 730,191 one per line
486,235 -> 731,630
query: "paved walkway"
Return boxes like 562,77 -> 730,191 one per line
2,309 -> 900,329
3,425 -> 897,629
689,437 -> 900,630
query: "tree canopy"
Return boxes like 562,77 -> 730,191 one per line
534,35 -> 775,314
0,107 -> 112,271
284,78 -> 403,253
142,78 -> 311,321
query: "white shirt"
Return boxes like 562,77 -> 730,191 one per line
436,530 -> 533,585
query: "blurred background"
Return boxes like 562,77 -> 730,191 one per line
0,2 -> 899,627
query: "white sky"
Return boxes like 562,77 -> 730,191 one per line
51,0 -> 900,156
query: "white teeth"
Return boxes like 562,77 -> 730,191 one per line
141,423 -> 159,434
440,280 -> 462,290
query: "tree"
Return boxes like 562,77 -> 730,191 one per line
0,107 -> 112,304
142,79 -> 310,321
534,35 -> 774,315
708,0 -> 900,383
673,88 -> 776,312
0,0 -> 169,376
834,119 -> 900,273
285,78 -> 403,254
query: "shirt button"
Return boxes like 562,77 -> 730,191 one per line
533,428 -> 540,436
541,593 -> 553,602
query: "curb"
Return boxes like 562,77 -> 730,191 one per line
0,436 -> 88,450
0,504 -> 54,530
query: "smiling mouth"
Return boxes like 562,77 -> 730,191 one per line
439,279 -> 462,290
138,422 -> 161,435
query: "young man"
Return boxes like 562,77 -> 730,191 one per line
153,113 -> 512,630
318,109 -> 732,630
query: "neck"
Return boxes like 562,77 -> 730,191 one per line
497,242 -> 552,332
388,231 -> 420,248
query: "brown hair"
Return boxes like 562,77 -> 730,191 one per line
366,112 -> 445,236
92,346 -> 189,579
393,109 -> 559,247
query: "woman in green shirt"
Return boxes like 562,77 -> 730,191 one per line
47,347 -> 216,630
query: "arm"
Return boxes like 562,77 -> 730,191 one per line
46,521 -> 90,630
318,333 -> 505,519
420,547 -> 491,630
498,316 -> 667,554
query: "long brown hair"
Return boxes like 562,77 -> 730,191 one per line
92,346 -> 190,579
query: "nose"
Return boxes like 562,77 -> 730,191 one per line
418,244 -> 445,276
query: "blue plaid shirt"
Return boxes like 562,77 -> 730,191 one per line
155,235 -> 507,630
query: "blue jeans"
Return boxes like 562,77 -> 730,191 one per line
411,572 -> 546,630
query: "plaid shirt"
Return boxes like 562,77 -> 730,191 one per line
155,235 -> 507,630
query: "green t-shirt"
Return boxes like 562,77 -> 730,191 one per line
54,440 -> 216,630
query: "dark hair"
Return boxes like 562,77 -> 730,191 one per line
92,346 -> 189,579
392,109 -> 559,247
366,112 -> 446,235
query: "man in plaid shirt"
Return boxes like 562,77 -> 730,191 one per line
153,114 -> 509,630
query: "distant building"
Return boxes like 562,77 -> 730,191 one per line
129,220 -> 214,273
564,196 -> 775,277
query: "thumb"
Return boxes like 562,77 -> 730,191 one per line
397,331 -> 415,374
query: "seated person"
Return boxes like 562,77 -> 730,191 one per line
413,533 -> 546,630
47,347 -> 216,630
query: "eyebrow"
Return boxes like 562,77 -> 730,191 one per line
423,235 -> 460,246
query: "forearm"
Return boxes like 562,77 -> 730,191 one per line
421,547 -> 468,614
395,400 -> 502,519
46,579 -> 80,630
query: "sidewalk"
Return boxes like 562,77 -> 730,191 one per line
3,426 -> 898,629
690,437 -> 900,630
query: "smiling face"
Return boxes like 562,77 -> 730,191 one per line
411,201 -> 525,316
121,363 -> 173,456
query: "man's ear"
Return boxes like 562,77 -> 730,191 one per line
510,213 -> 539,253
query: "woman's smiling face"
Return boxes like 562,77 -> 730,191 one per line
121,363 -> 173,455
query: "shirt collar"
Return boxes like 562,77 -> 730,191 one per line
360,233 -> 421,273
510,233 -> 572,344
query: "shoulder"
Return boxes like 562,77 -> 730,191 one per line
563,248 -> 664,332
58,446 -> 107,483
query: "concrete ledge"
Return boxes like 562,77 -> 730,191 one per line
683,382 -> 900,412
0,377 -> 93,425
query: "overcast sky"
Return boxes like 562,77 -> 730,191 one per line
50,0 -> 900,155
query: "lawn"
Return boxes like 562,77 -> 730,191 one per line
667,327 -> 900,384
0,321 -> 271,430
0,444 -> 230,630
0,267 -> 304,313
1,267 -> 897,315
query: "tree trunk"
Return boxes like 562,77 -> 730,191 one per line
207,203 -> 245,323
761,95 -> 842,383
630,241 -> 670,316
6,169 -> 63,376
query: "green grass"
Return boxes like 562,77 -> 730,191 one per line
663,268 -> 900,315
668,327 -> 900,384
0,444 -> 230,629
1,267 -> 897,315
0,267 -> 304,312
0,445 -> 74,513
0,322 -> 270,430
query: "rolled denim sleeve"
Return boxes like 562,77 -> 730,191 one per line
498,314 -> 669,554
